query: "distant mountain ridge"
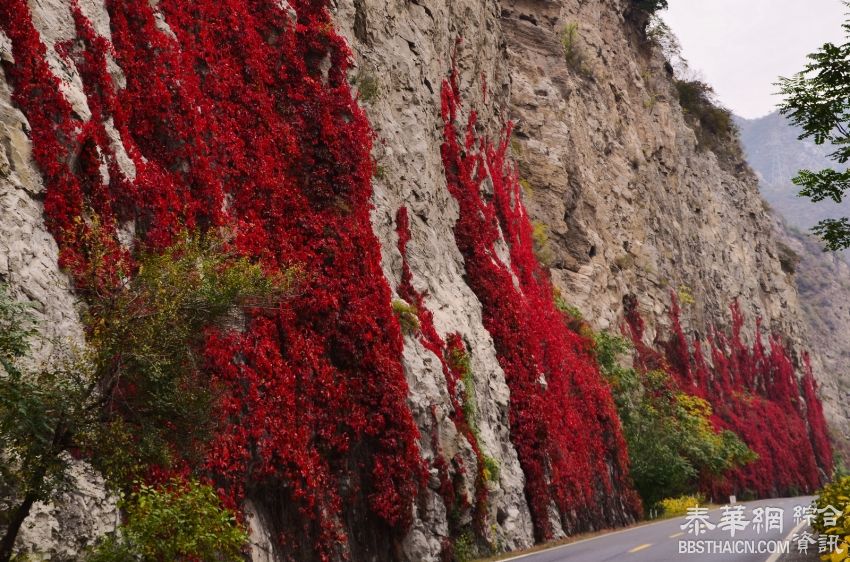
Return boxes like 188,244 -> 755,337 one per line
736,111 -> 850,232
737,110 -> 850,458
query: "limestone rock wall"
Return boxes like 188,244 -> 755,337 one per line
331,1 -> 536,555
498,0 -> 848,456
779,225 -> 850,459
0,0 -> 842,559
499,0 -> 813,359
1,2 -> 118,558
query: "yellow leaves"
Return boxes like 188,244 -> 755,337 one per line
677,284 -> 696,306
825,544 -> 849,562
659,494 -> 704,516
482,463 -> 494,483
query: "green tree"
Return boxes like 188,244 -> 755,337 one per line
0,232 -> 292,561
778,7 -> 850,250
594,332 -> 755,507
85,479 -> 247,562
634,0 -> 668,14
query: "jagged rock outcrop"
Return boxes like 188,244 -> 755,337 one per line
0,0 -> 840,560
777,227 -> 850,459
497,0 -> 845,468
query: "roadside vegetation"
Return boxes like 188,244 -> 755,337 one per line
0,230 -> 293,561
592,329 -> 755,510
778,4 -> 850,250
812,476 -> 850,562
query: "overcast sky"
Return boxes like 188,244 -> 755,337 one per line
663,0 -> 847,119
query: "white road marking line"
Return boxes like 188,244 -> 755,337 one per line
764,517 -> 809,562
496,500 -> 807,562
495,505 -> 731,561
669,532 -> 684,538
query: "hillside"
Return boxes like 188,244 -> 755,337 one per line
0,1 -> 840,560
737,111 -> 850,232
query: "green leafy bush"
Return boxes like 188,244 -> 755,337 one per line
391,299 -> 420,335
778,13 -> 850,250
593,331 -> 755,508
553,289 -> 583,322
560,23 -> 580,66
812,476 -> 850,561
674,79 -> 738,162
447,342 -> 482,440
0,231 -> 294,559
482,456 -> 500,483
82,232 -> 295,484
86,479 -> 247,562
355,71 -> 379,103
559,23 -> 593,79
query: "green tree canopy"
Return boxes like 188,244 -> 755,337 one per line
593,331 -> 755,507
0,231 -> 293,562
778,8 -> 850,250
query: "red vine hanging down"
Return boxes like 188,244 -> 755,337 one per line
624,295 -> 833,498
439,68 -> 640,541
395,207 -> 489,542
1,1 -> 425,559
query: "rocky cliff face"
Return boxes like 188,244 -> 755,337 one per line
0,0 -> 840,560
496,1 -> 805,345
778,227 -> 850,459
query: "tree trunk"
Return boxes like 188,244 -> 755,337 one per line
0,491 -> 37,562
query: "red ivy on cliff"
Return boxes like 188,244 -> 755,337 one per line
438,68 -> 640,541
624,295 -> 833,499
0,1 -> 424,559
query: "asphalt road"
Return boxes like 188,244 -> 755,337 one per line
507,496 -> 821,562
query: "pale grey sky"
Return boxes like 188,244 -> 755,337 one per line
663,0 -> 847,118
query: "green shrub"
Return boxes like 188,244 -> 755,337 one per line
592,331 -> 632,377
482,456 -> 500,483
81,232 -> 295,485
591,331 -> 755,507
355,71 -> 379,103
559,23 -> 593,79
560,23 -> 580,66
614,253 -> 635,271
0,286 -> 35,362
86,479 -> 247,562
448,344 -> 480,438
391,299 -> 420,335
677,284 -> 695,306
454,530 -> 476,562
0,230 -> 294,558
554,291 -> 584,322
674,79 -> 738,161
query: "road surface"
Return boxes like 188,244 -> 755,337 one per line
507,496 -> 821,562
